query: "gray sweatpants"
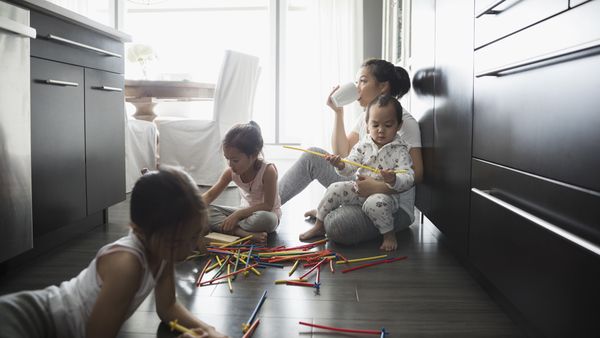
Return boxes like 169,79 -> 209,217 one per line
207,205 -> 279,233
0,290 -> 57,338
278,147 -> 414,245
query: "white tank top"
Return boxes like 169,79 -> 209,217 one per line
46,230 -> 165,337
231,161 -> 282,220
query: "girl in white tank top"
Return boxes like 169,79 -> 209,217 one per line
203,121 -> 281,244
0,167 -> 228,338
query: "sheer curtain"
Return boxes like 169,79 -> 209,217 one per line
283,0 -> 364,148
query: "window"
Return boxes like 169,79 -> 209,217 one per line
124,0 -> 362,145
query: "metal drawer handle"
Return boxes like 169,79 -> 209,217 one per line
0,16 -> 36,38
46,34 -> 122,58
475,0 -> 506,18
476,39 -> 600,77
472,188 -> 600,257
44,79 -> 79,87
94,86 -> 123,92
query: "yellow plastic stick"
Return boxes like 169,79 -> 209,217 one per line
336,254 -> 388,264
227,264 -> 233,293
237,256 -> 261,276
169,320 -> 198,337
283,145 -> 407,174
274,278 -> 306,285
219,234 -> 254,248
288,260 -> 300,276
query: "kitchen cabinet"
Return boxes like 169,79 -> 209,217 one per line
21,3 -> 128,250
470,0 -> 600,335
84,69 -> 125,214
411,0 -> 474,257
30,57 -> 87,237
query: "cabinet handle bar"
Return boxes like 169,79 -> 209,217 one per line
44,79 -> 79,87
95,86 -> 122,92
46,34 -> 122,58
476,39 -> 600,77
475,0 -> 506,18
471,188 -> 600,257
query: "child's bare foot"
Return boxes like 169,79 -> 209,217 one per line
380,231 -> 398,251
304,209 -> 317,219
233,228 -> 268,244
299,220 -> 325,241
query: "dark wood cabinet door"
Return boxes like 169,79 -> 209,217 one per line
30,57 -> 86,237
429,0 -> 475,256
84,69 -> 125,214
473,0 -> 600,192
410,0 -> 436,218
470,160 -> 600,336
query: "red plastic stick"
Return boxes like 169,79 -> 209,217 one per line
299,258 -> 327,280
299,321 -> 381,335
241,319 -> 260,338
341,256 -> 407,274
195,258 -> 213,287
199,263 -> 259,286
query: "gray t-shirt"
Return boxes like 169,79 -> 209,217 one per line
351,108 -> 422,149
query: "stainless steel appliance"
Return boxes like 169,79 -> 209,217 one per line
0,0 -> 36,262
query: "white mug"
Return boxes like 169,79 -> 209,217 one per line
331,82 -> 359,107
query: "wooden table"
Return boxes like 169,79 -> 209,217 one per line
125,80 -> 215,121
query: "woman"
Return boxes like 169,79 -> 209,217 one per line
278,58 -> 423,245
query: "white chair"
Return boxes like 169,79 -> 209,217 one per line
125,117 -> 157,192
154,50 -> 261,186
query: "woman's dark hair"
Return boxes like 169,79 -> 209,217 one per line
362,59 -> 411,99
365,94 -> 403,125
223,120 -> 264,158
130,166 -> 207,239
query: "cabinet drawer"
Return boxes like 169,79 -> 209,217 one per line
475,0 -> 567,49
473,0 -> 600,192
84,69 -> 125,213
30,10 -> 123,73
472,159 -> 600,247
30,57 -> 87,236
470,161 -> 600,335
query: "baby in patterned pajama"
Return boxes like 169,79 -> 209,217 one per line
299,95 -> 415,251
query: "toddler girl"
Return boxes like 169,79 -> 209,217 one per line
300,95 -> 414,251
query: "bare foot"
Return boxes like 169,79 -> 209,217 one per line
380,231 -> 398,251
233,228 -> 268,245
304,209 -> 317,219
299,220 -> 326,241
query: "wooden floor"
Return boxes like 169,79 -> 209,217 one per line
0,183 -> 524,337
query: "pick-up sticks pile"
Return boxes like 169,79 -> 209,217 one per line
190,235 -> 407,292
185,235 -> 405,337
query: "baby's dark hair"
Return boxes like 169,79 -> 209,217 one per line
362,59 -> 411,99
223,120 -> 264,157
130,166 -> 207,239
365,94 -> 403,125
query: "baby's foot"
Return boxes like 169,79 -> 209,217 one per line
299,222 -> 325,241
303,209 -> 317,219
380,231 -> 398,251
234,228 -> 268,245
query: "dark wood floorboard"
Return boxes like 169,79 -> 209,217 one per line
0,167 -> 524,337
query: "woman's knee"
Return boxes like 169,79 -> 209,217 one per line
324,206 -> 378,245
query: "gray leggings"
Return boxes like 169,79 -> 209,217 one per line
0,290 -> 57,338
207,205 -> 279,233
278,147 -> 414,245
